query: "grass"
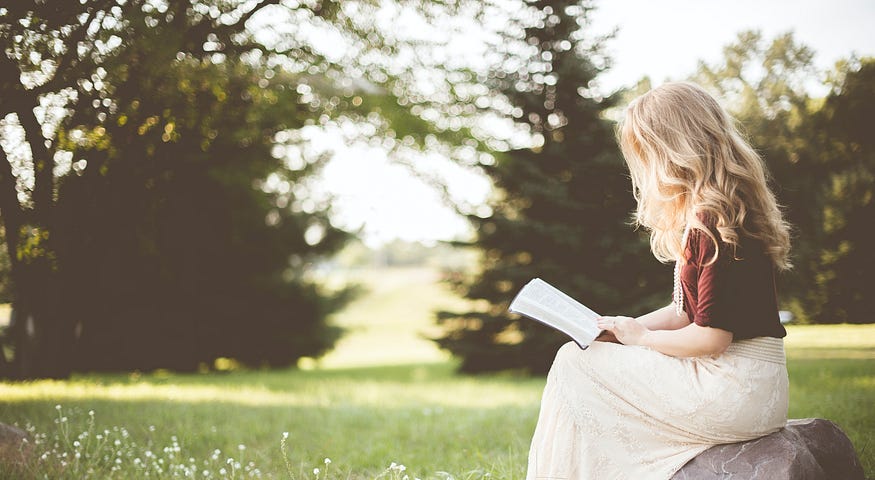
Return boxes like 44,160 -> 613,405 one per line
314,267 -> 460,368
0,267 -> 873,478
783,324 -> 875,477
0,363 -> 541,479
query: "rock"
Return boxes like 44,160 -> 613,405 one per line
0,422 -> 32,467
673,418 -> 865,480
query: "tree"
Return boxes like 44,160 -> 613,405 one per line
0,1 -> 109,378
55,54 -> 358,371
435,0 -> 669,374
800,59 -> 875,323
0,0 -> 417,377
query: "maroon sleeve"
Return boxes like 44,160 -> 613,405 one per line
690,228 -> 731,331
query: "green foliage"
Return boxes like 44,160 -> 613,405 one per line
695,31 -> 875,324
798,59 -> 875,324
0,0 -> 422,376
435,1 -> 670,374
46,11 -> 354,371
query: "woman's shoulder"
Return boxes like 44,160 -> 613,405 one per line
685,219 -> 719,266
688,211 -> 768,264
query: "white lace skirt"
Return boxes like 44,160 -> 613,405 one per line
526,337 -> 789,480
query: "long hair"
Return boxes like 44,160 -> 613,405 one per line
617,82 -> 792,270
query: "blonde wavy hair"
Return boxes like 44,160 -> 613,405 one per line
617,82 -> 791,270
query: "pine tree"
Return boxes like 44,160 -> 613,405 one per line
436,0 -> 670,373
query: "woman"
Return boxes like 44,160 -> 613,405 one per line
526,82 -> 792,480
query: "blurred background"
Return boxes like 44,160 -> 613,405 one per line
0,0 -> 873,380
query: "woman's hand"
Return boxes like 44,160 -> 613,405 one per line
593,330 -> 621,344
597,316 -> 651,346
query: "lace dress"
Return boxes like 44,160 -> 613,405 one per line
526,338 -> 788,479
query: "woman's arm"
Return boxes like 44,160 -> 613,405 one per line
635,303 -> 690,331
597,316 -> 732,357
640,323 -> 733,357
595,303 -> 689,343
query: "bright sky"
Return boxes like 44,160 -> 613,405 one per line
317,144 -> 489,247
591,0 -> 875,92
319,0 -> 875,247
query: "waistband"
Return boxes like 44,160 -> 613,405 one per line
725,337 -> 786,365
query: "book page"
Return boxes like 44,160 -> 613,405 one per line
508,278 -> 601,348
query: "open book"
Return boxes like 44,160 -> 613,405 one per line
508,278 -> 602,349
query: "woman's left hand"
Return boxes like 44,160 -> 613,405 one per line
597,316 -> 651,346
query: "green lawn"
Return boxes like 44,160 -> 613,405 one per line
783,324 -> 875,478
0,268 -> 873,479
0,363 -> 540,479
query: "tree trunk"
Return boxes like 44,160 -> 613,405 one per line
5,267 -> 74,380
0,72 -> 73,381
0,146 -> 24,380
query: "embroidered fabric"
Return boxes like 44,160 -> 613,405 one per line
526,338 -> 789,480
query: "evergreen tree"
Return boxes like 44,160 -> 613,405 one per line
52,57 -> 353,372
436,0 -> 669,373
